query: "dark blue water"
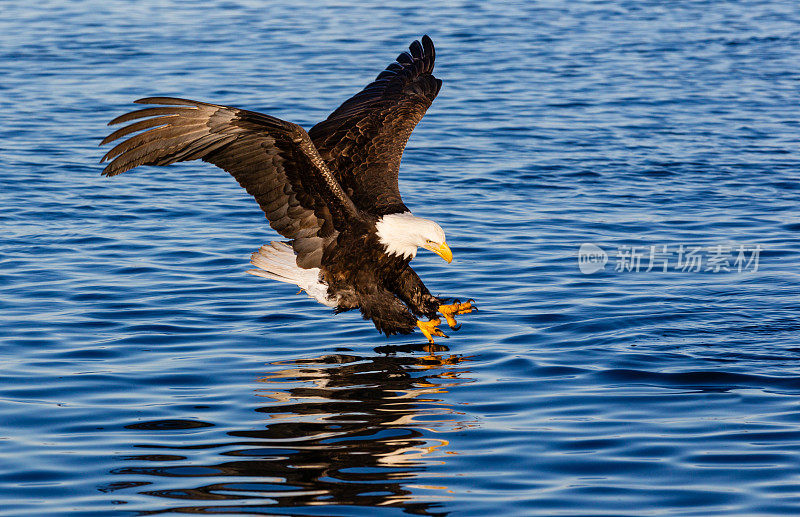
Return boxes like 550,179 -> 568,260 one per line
2,1 -> 800,515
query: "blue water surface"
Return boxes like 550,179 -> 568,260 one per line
2,1 -> 800,515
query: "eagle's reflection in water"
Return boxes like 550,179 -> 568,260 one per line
118,345 -> 473,516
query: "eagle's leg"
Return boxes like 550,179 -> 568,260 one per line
358,290 -> 419,337
392,266 -> 443,317
417,318 -> 447,344
438,299 -> 477,330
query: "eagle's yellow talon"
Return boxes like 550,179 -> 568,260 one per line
417,318 -> 447,344
441,311 -> 459,330
438,300 -> 476,329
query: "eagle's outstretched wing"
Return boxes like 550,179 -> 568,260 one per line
308,35 -> 442,216
100,97 -> 359,269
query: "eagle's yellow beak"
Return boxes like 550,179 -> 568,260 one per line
425,241 -> 453,263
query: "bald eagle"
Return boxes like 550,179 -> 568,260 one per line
100,35 -> 474,343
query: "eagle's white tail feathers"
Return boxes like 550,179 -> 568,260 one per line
248,242 -> 300,282
247,242 -> 337,307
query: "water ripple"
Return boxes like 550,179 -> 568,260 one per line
2,0 -> 800,515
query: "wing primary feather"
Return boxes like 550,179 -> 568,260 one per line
108,107 -> 199,125
422,34 -> 435,66
396,51 -> 413,65
100,116 -> 176,146
101,125 -> 208,163
409,40 -> 423,57
134,97 -> 215,106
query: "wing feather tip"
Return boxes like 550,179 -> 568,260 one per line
99,134 -> 118,146
100,164 -> 121,177
135,97 -> 195,105
422,35 -> 434,55
409,40 -> 423,57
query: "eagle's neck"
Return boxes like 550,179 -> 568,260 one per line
374,212 -> 422,260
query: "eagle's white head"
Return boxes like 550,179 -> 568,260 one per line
375,212 -> 452,262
